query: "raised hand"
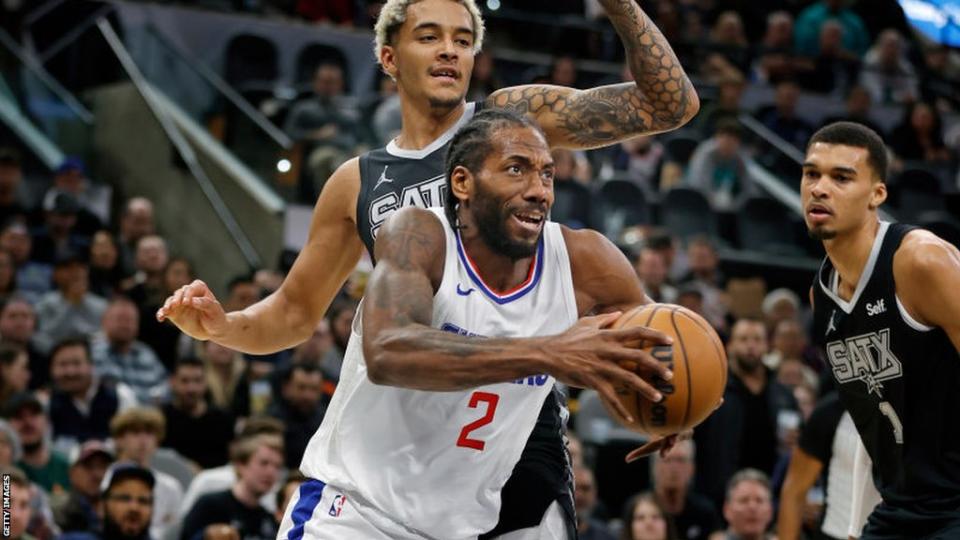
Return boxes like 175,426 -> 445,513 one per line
156,279 -> 228,341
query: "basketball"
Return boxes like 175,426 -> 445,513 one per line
605,303 -> 727,436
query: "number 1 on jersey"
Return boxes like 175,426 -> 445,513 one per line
457,391 -> 499,451
878,401 -> 904,445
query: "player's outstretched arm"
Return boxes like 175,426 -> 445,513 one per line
777,447 -> 824,540
894,231 -> 960,352
363,207 -> 672,419
486,0 -> 699,150
158,158 -> 364,353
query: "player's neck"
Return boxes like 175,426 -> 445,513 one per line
458,227 -> 536,294
394,96 -> 466,150
823,219 -> 881,301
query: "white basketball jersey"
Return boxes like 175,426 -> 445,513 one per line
299,208 -> 578,539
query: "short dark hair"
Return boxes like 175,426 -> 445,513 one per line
443,108 -> 545,227
49,336 -> 91,364
173,356 -> 204,373
0,148 -> 20,168
281,362 -> 322,385
715,118 -> 742,139
807,122 -> 888,181
0,343 -> 24,367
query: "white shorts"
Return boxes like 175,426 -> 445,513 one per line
276,479 -> 570,540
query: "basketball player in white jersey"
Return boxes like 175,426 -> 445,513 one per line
159,0 -> 698,535
272,108 -> 671,539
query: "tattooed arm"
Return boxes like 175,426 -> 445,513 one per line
362,207 -> 667,409
486,0 -> 699,149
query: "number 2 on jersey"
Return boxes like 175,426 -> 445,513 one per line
457,391 -> 499,451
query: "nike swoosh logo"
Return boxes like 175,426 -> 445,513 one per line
456,284 -> 474,296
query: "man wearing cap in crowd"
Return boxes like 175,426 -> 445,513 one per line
52,439 -> 115,534
33,249 -> 107,356
96,462 -> 155,540
31,192 -> 91,266
40,157 -> 102,237
4,391 -> 71,494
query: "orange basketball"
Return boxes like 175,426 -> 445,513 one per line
605,303 -> 727,436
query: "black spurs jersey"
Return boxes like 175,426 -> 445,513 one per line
812,221 -> 960,516
355,102 -> 576,536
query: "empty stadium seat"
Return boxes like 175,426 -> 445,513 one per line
890,168 -> 945,219
551,180 -> 593,229
660,187 -> 717,240
295,43 -> 350,90
737,196 -> 805,255
592,179 -> 649,239
916,210 -> 960,250
224,34 -> 278,92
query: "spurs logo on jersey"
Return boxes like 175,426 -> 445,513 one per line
825,328 -> 902,397
368,174 -> 446,239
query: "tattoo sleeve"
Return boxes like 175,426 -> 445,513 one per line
487,0 -> 698,149
361,208 -> 549,391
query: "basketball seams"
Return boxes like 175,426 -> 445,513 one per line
633,304 -> 663,433
669,307 -> 693,431
676,308 -> 728,391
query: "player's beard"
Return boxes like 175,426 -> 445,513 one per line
428,93 -> 465,110
807,226 -> 837,240
471,183 -> 543,261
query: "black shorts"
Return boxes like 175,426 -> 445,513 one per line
861,503 -> 960,540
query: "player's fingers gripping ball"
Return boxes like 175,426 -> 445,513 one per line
605,303 -> 727,436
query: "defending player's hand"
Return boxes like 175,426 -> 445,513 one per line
156,279 -> 228,341
548,311 -> 673,423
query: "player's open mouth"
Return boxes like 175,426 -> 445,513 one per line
513,212 -> 544,232
430,67 -> 460,82
806,203 -> 832,221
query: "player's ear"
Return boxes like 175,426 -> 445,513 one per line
869,180 -> 887,210
379,46 -> 398,80
450,165 -> 473,207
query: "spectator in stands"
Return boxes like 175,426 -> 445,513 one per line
0,250 -> 17,303
467,52 -> 501,102
796,20 -> 860,95
290,319 -> 332,368
110,407 -> 182,540
317,296 -> 355,383
752,11 -> 796,84
178,417 -> 284,521
0,148 -> 28,225
705,11 -> 750,77
634,247 -> 677,304
180,434 -> 282,540
92,297 -> 167,405
686,121 -> 756,211
574,465 -> 616,540
51,440 -> 113,533
920,45 -> 960,112
224,275 -> 260,313
676,285 -> 705,321
117,198 -> 155,277
2,221 -> 52,300
4,392 -> 70,493
124,235 -> 169,311
162,357 -> 234,470
820,85 -> 886,138
694,319 -> 799,509
651,439 -> 719,540
87,231 -> 124,299
49,336 -> 135,457
615,136 -> 665,191
33,252 -> 107,356
0,296 -> 47,389
5,466 -> 36,540
0,344 -> 30,406
775,358 -> 818,395
765,318 -> 808,370
274,471 -> 305,524
760,288 -> 801,336
371,74 -> 402,146
139,257 -> 193,372
31,193 -> 91,266
793,0 -> 869,59
267,362 -> 325,468
695,75 -> 744,148
778,393 -> 881,540
859,30 -> 919,106
0,419 -> 22,466
39,158 -> 102,237
284,62 -> 361,195
99,463 -> 154,540
756,80 -> 815,150
888,101 -> 952,164
679,237 -> 728,331
622,491 -> 678,540
549,55 -> 579,88
202,340 -> 249,417
711,469 -> 775,540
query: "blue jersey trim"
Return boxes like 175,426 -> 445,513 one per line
455,232 -> 545,305
287,479 -> 326,540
